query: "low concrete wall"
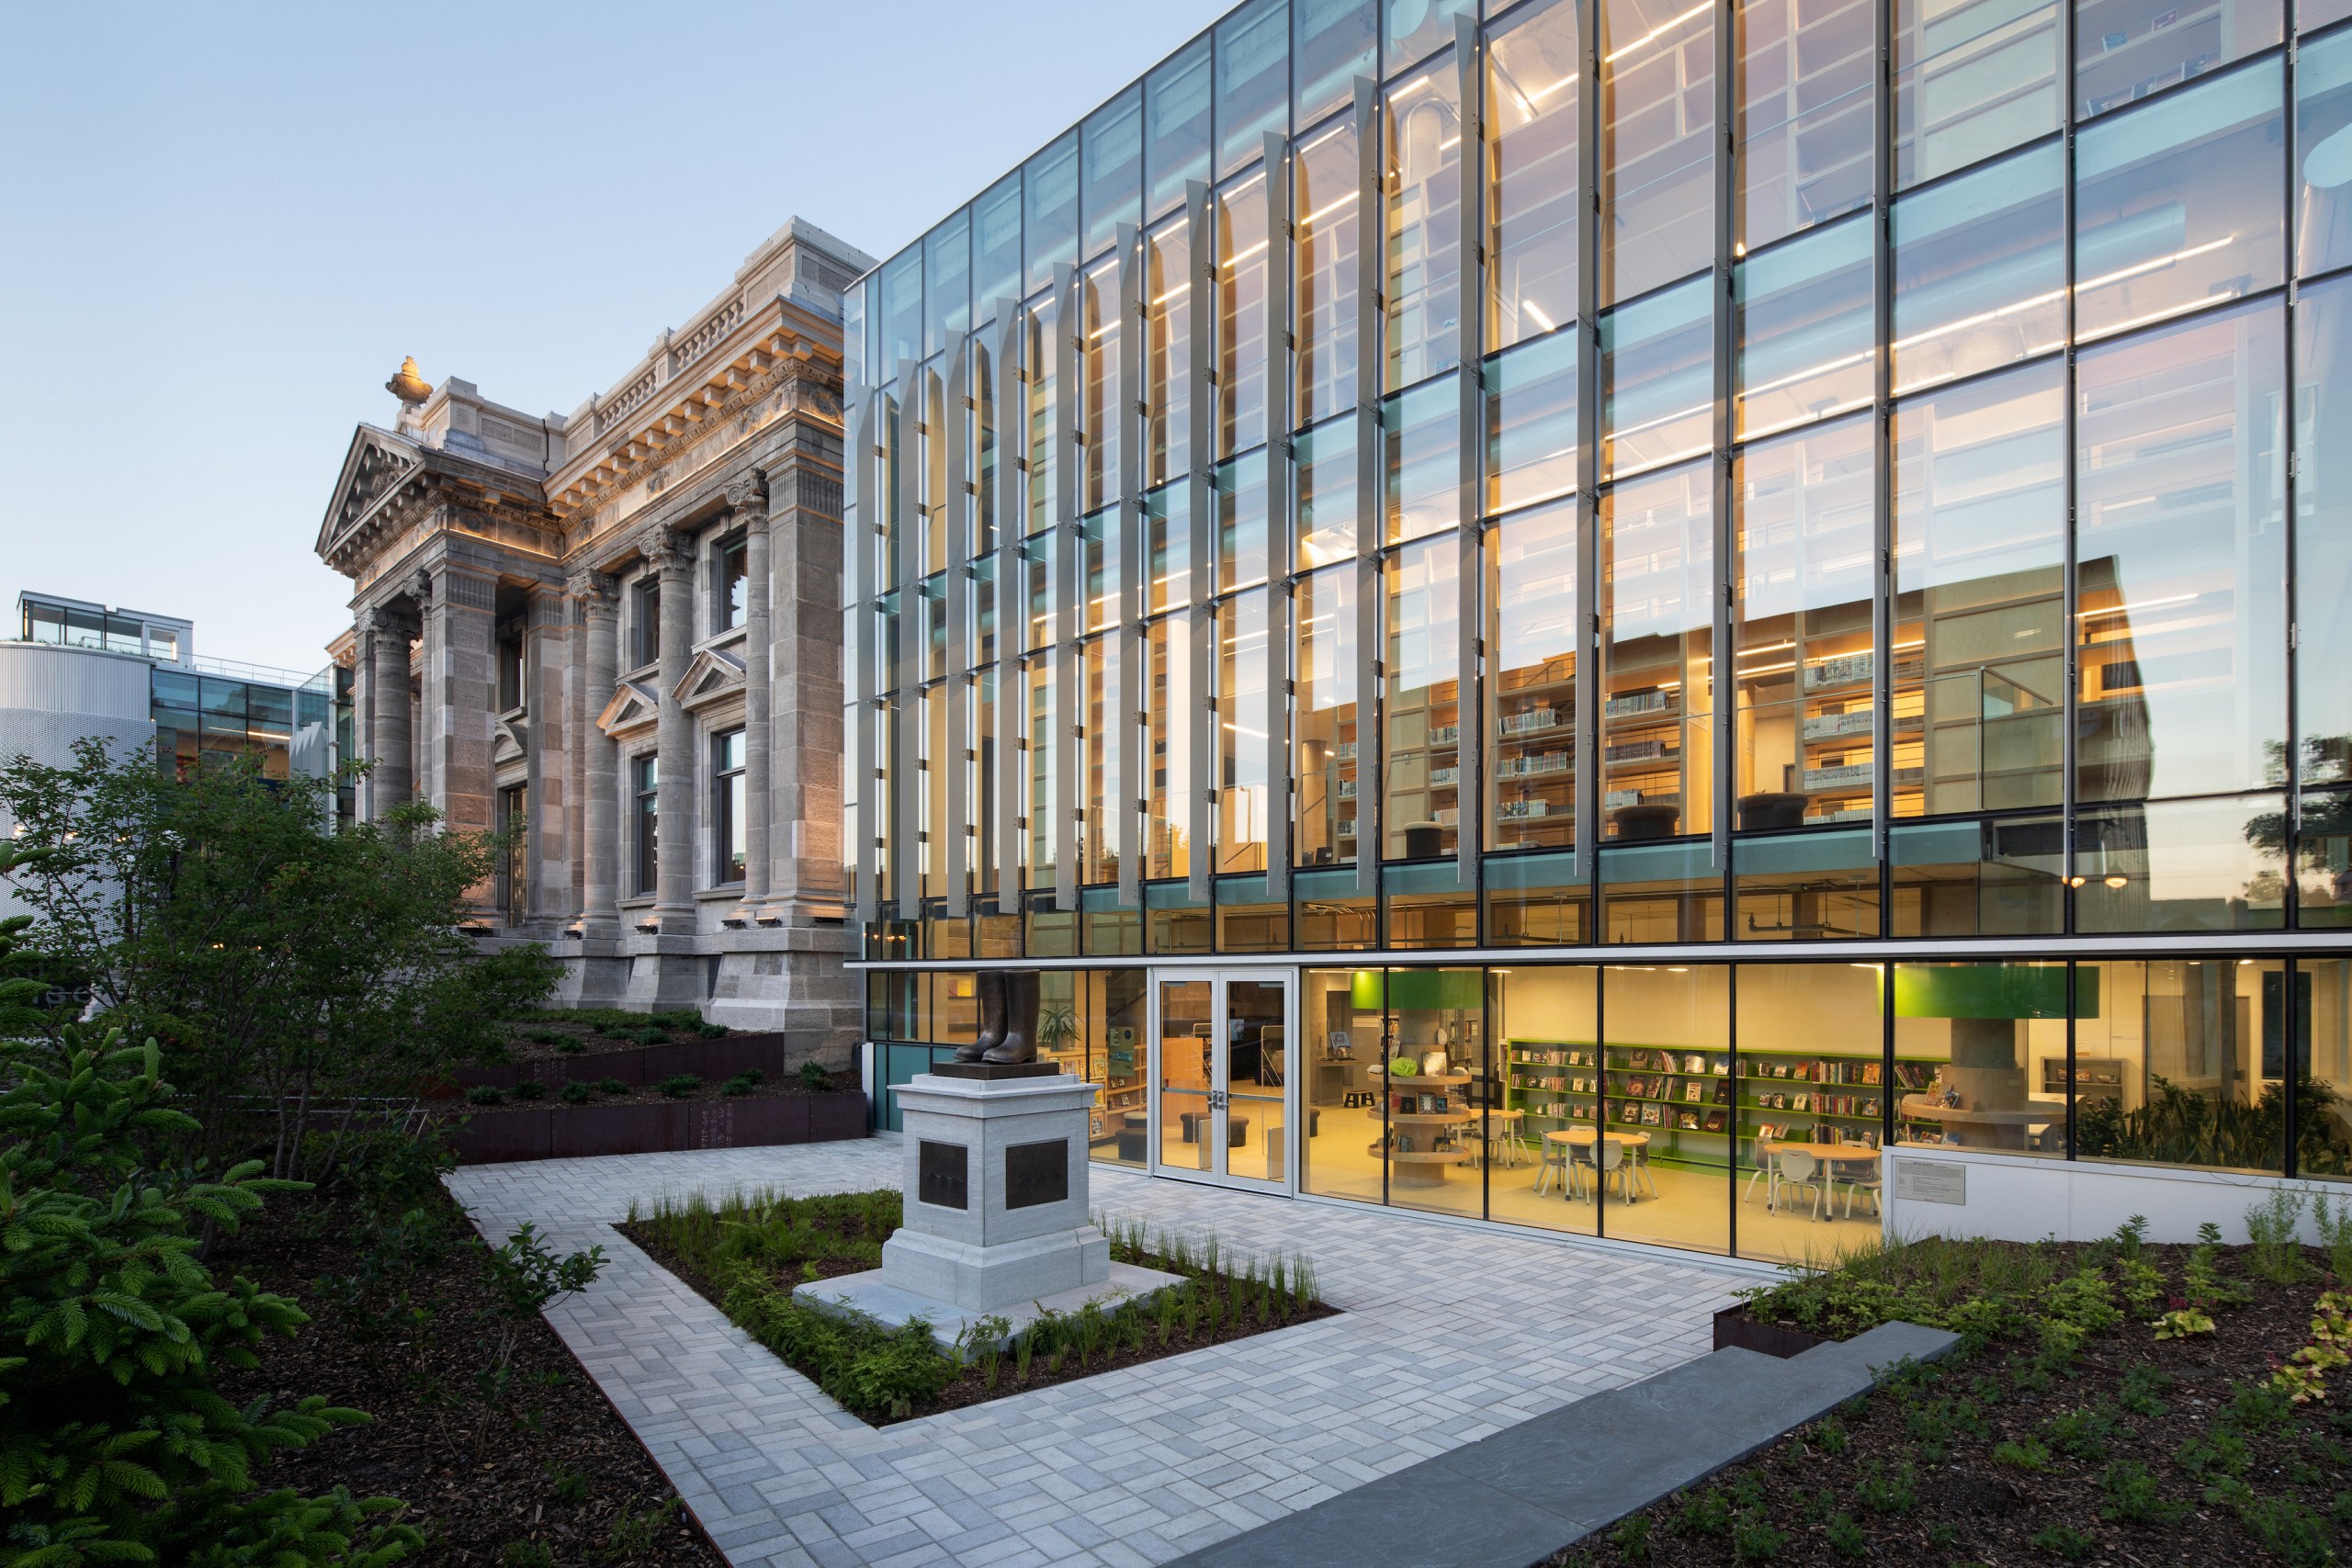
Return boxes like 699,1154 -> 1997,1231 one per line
445,1090 -> 867,1165
1879,1146 -> 2348,1247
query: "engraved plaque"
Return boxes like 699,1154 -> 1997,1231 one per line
1894,1158 -> 1966,1206
918,1139 -> 969,1210
1004,1138 -> 1069,1210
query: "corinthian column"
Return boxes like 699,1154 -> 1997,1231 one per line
575,570 -> 621,944
363,604 -> 414,820
740,475 -> 775,913
651,532 -> 696,932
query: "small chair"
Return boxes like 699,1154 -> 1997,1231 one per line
1744,1138 -> 1781,1206
1834,1156 -> 1882,1218
1534,1136 -> 1574,1198
1486,1108 -> 1525,1169
1624,1139 -> 1661,1200
1770,1149 -> 1826,1220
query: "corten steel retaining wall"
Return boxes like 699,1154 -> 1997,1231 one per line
444,1090 -> 868,1165
438,1032 -> 813,1096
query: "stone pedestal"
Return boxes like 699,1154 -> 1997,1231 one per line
796,1070 -> 1181,1349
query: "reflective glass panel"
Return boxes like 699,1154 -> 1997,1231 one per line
1216,590 -> 1272,873
1297,0 -> 1377,129
1024,132 -> 1080,297
1081,86 -> 1143,258
1296,565 -> 1362,867
1600,0 -> 1716,304
1216,448 -> 1270,592
2075,794 -> 2288,931
1216,166 -> 1270,457
974,175 -> 1023,315
1736,0 -> 1874,254
923,212 -> 969,358
1739,962 -> 1890,1262
1891,141 -> 2064,395
1297,412 -> 1361,568
1025,290 -> 1060,536
2306,29 -> 2352,282
1732,415 -> 1875,827
1146,215 -> 1193,491
1891,814 -> 2067,934
1894,0 -> 2059,188
1296,118 -> 1362,426
1147,615 -> 1196,879
2075,0 -> 2280,121
2075,958 -> 2286,1172
1082,256 -> 1123,515
1488,964 -> 1600,1235
1388,0 -> 1475,73
2302,959 -> 2352,1179
1486,326 -> 1578,514
2303,791 -> 2352,927
1734,828 -> 1880,939
1890,960 -> 2068,1156
1146,482 -> 1194,613
1487,498 -> 1580,852
1079,508 -> 1122,633
1602,963 -> 1730,1254
1601,840 -> 1725,936
1147,37 -> 1214,219
1082,637 -> 1123,885
879,246 -> 922,373
1217,0 -> 1290,176
1600,274 -> 1712,479
2074,60 -> 2285,344
2075,300 -> 2287,803
1602,460 -> 1715,840
1486,852 -> 1594,943
1025,653 -> 1056,887
1893,360 -> 2067,817
1735,212 -> 1872,439
1385,533 -> 1464,860
2299,276 -> 2352,784
1301,966 -> 1387,1202
1386,53 -> 1465,388
1487,0 -> 1580,353
1385,373 -> 1461,544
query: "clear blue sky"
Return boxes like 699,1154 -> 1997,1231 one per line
0,0 -> 1229,673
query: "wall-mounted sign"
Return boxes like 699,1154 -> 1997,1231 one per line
1894,1158 -> 1967,1206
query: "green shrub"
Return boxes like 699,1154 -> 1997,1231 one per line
2245,1188 -> 2313,1283
656,1074 -> 702,1099
1610,1514 -> 1653,1562
720,1069 -> 764,1098
2041,1404 -> 2120,1461
508,1078 -> 547,1101
555,1038 -> 586,1056
2315,1190 -> 2352,1285
525,1029 -> 566,1046
467,1083 -> 505,1106
1668,1488 -> 1734,1539
1993,1438 -> 2053,1472
1822,1513 -> 1867,1557
559,1081 -> 593,1105
799,1058 -> 834,1092
1730,1511 -> 1786,1562
0,1011 -> 421,1565
2098,1461 -> 2189,1526
595,1077 -> 629,1096
2030,1524 -> 2093,1560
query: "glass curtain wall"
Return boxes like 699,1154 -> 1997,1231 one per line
845,0 -> 2351,957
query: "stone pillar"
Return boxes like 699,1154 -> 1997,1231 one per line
524,583 -> 568,924
743,477 -> 775,911
429,565 -> 499,841
651,532 -> 696,932
364,605 -> 413,820
768,455 -> 848,912
575,571 -> 621,945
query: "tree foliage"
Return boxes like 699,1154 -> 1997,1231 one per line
0,740 -> 555,1181
0,845 -> 419,1566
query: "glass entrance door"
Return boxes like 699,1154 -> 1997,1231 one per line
1149,968 -> 1295,1192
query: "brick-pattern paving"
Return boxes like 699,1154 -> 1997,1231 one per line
449,1141 -> 1749,1567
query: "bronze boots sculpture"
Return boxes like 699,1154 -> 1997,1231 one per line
950,969 -> 1042,1065
955,971 -> 1008,1062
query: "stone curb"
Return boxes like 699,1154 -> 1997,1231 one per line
1160,1320 -> 1962,1568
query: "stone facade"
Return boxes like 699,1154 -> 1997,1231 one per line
315,218 -> 873,1060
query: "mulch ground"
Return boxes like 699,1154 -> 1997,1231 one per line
620,1219 -> 1340,1426
212,1187 -> 724,1567
1549,1244 -> 2352,1567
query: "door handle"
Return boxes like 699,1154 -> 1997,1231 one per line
1206,1089 -> 1228,1110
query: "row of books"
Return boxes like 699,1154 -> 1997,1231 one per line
1513,1046 -> 1937,1093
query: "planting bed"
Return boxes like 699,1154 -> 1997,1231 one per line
622,1188 -> 1337,1426
1551,1221 -> 2352,1568
213,1183 -> 720,1568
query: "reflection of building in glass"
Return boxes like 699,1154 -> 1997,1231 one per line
849,0 -> 2352,1261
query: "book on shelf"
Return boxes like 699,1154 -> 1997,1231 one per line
1677,1111 -> 1700,1130
1684,1054 -> 1706,1074
1641,1104 -> 1663,1126
1792,1093 -> 1811,1112
1703,1111 -> 1727,1133
1713,1079 -> 1731,1105
1757,1122 -> 1782,1142
1683,1081 -> 1704,1103
1620,1102 -> 1642,1124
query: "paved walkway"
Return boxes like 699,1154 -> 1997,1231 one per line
448,1141 -> 1752,1568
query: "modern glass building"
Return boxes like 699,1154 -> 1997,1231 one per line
842,0 -> 2352,1261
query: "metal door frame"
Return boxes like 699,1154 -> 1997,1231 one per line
1145,966 -> 1297,1195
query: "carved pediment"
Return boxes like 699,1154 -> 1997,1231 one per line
316,429 -> 425,563
596,680 -> 663,738
492,716 -> 529,762
673,646 -> 746,710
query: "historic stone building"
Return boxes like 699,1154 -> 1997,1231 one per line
315,217 -> 874,1055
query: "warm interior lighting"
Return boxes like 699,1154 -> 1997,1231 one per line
2078,592 -> 2197,621
1521,299 -> 1558,333
2103,875 -> 2129,888
1604,2 -> 1708,62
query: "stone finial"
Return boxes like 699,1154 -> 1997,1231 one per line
386,356 -> 433,407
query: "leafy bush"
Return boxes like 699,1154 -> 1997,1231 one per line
0,1006 -> 419,1564
558,1081 -> 593,1105
2078,1074 -> 2351,1178
655,1074 -> 701,1100
719,1070 -> 763,1099
594,1077 -> 629,1096
466,1084 -> 505,1107
798,1059 -> 833,1092
524,1030 -> 566,1047
507,1079 -> 547,1102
